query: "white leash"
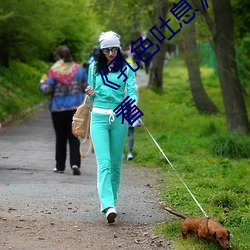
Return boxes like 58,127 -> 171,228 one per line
140,119 -> 209,218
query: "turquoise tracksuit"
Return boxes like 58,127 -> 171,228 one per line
88,62 -> 137,212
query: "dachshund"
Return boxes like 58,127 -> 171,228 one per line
162,206 -> 231,249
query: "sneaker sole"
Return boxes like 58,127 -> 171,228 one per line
107,212 -> 117,223
72,166 -> 81,175
53,170 -> 64,173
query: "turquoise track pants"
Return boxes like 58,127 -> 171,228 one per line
90,112 -> 128,212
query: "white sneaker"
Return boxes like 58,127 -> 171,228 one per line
127,152 -> 133,160
53,168 -> 64,173
105,207 -> 117,223
72,165 -> 81,175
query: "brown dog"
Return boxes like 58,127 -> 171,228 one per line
163,207 -> 231,249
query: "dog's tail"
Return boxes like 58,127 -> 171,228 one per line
162,206 -> 187,220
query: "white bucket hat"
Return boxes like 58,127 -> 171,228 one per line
99,31 -> 121,49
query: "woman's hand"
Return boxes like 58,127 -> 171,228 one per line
40,74 -> 47,83
85,86 -> 95,97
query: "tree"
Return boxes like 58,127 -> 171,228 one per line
91,0 -> 172,90
0,0 -> 99,66
184,19 -> 218,114
232,0 -> 250,39
192,0 -> 250,134
232,0 -> 250,96
0,0 -> 58,66
147,0 -> 169,90
91,0 -> 155,47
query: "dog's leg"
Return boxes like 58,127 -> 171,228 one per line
199,237 -> 205,248
181,231 -> 188,239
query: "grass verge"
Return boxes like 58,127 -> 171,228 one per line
0,60 -> 50,125
128,58 -> 250,250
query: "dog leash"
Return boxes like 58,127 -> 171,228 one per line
140,119 -> 209,218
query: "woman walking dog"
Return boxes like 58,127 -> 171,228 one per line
85,31 -> 138,223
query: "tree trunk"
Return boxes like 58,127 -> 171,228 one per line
185,19 -> 218,114
0,34 -> 10,68
147,0 -> 168,89
212,0 -> 250,134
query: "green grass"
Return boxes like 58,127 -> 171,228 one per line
1,58 -> 249,249
128,59 -> 250,250
0,60 -> 50,123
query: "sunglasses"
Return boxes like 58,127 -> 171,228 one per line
102,47 -> 119,55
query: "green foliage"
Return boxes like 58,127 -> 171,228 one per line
0,60 -> 49,122
232,0 -> 250,39
129,59 -> 250,249
154,221 -> 181,240
233,0 -> 250,99
236,37 -> 250,95
92,0 -> 156,47
0,0 -> 100,66
201,121 -> 217,136
210,191 -> 238,209
210,135 -> 250,159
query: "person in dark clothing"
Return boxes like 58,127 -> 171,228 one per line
132,46 -> 144,70
39,45 -> 88,175
143,48 -> 152,74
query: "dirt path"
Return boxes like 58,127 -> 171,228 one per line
0,71 -> 174,250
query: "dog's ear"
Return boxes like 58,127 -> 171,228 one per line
213,231 -> 217,240
227,230 -> 230,240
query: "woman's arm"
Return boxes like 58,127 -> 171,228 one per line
39,76 -> 56,95
126,68 -> 138,104
86,62 -> 96,99
75,67 -> 88,84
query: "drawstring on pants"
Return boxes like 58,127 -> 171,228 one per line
92,107 -> 115,125
109,112 -> 115,124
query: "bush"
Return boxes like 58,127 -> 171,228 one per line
210,135 -> 250,159
0,60 -> 48,122
210,191 -> 237,209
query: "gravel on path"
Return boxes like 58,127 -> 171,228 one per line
0,70 -> 174,250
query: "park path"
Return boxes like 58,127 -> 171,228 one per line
0,70 -> 173,250
136,70 -> 149,88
